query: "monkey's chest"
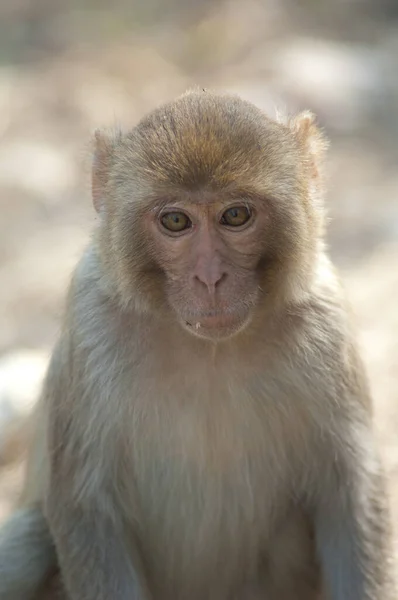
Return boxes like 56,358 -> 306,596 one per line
128,394 -> 295,594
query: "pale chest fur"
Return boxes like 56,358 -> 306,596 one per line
122,351 -> 316,594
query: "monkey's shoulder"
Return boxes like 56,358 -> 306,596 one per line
63,244 -> 135,338
280,286 -> 371,414
290,253 -> 358,348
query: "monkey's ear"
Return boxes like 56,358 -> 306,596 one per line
287,111 -> 328,180
92,130 -> 113,214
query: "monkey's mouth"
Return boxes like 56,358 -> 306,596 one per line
185,313 -> 237,330
182,309 -> 250,339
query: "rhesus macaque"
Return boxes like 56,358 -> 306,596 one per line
0,89 -> 395,600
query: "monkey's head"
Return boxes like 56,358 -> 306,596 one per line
93,90 -> 327,341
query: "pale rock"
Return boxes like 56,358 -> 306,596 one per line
0,350 -> 48,460
273,37 -> 385,130
0,140 -> 77,200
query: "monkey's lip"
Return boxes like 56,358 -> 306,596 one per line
184,312 -> 241,331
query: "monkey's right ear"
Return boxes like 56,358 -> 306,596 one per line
92,130 -> 112,214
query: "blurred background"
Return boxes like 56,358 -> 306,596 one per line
0,0 -> 397,558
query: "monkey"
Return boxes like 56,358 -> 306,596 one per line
0,88 -> 395,600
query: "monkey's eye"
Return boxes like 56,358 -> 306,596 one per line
220,206 -> 252,228
160,212 -> 192,233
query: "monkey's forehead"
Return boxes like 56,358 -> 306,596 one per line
116,93 -> 300,191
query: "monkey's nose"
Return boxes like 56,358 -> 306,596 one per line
192,268 -> 227,297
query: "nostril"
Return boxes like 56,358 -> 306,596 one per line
193,272 -> 227,295
193,275 -> 211,294
217,272 -> 227,287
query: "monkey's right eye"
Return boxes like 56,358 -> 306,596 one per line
160,212 -> 192,233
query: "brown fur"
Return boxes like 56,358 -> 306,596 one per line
0,89 -> 395,600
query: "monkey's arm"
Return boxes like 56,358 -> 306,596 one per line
42,341 -> 150,600
312,385 -> 395,599
45,503 -> 147,600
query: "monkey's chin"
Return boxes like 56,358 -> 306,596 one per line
180,312 -> 251,341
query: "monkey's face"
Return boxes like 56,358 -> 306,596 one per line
144,193 -> 269,341
97,91 -> 325,340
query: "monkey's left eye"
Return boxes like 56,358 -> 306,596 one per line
220,206 -> 252,228
160,212 -> 192,233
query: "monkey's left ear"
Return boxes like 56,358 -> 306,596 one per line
92,130 -> 113,213
287,111 -> 328,180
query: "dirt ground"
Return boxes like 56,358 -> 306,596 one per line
0,0 -> 398,571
